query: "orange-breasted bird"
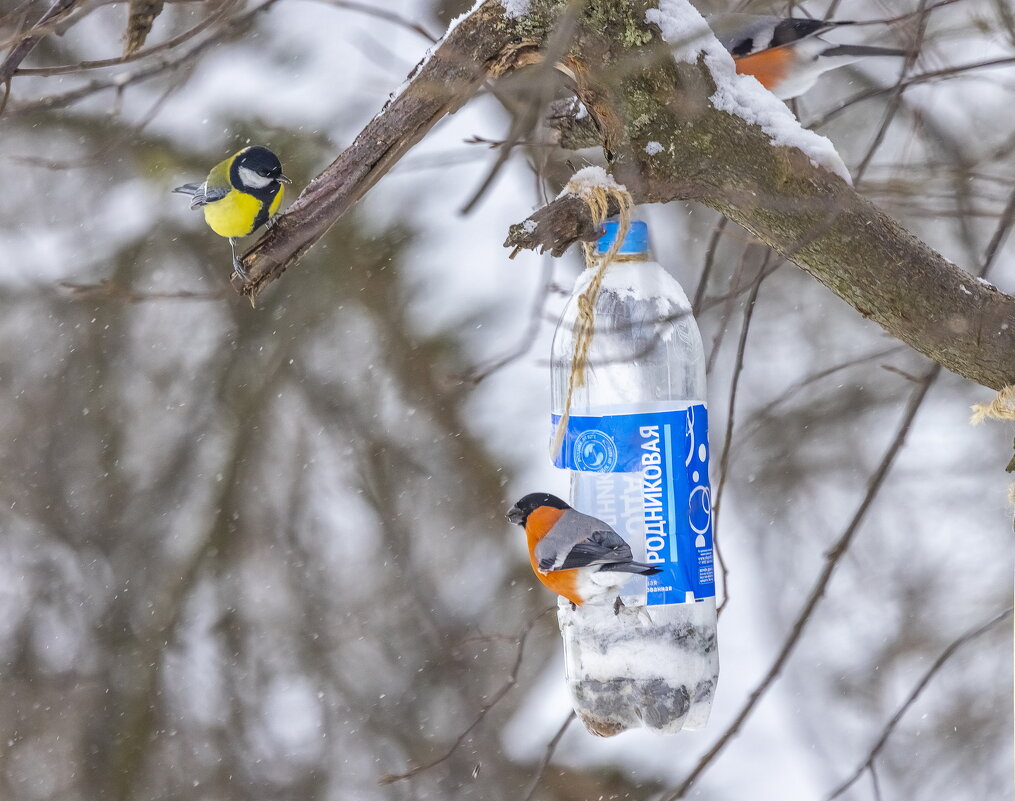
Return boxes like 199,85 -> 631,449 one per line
710,14 -> 907,99
506,492 -> 660,607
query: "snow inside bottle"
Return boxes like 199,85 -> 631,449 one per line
550,220 -> 718,736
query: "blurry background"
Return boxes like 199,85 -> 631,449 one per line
0,0 -> 1012,799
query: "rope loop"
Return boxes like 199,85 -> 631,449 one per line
550,172 -> 635,459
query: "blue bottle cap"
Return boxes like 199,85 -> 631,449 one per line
596,220 -> 649,255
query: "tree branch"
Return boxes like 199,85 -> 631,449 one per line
232,0 -> 547,299
233,0 -> 1015,390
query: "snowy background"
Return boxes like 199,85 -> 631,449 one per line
0,1 -> 1011,800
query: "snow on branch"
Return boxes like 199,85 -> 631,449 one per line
233,0 -> 1015,391
645,0 -> 849,180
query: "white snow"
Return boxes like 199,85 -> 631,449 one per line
499,0 -> 530,18
644,0 -> 851,182
557,165 -> 626,199
522,219 -> 538,233
384,0 -> 486,107
645,140 -> 664,155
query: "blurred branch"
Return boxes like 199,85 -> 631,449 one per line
379,605 -> 554,785
520,712 -> 576,801
60,279 -> 226,302
663,364 -> 941,800
5,0 -> 279,116
14,0 -> 238,76
812,56 -> 1015,128
0,0 -> 77,85
824,606 -> 1014,801
712,252 -> 770,615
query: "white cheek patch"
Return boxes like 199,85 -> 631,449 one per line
238,165 -> 273,189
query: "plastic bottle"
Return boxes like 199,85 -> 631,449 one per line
550,219 -> 718,736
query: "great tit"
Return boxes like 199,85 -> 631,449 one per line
173,146 -> 290,281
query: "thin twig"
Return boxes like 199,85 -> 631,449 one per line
811,57 -> 1015,129
852,0 -> 930,184
463,254 -> 555,385
460,0 -> 587,214
981,188 -> 1015,279
379,605 -> 554,785
662,365 -> 941,801
59,280 -> 227,302
713,252 -> 770,616
692,216 -> 727,317
13,0 -> 238,76
823,606 -> 1013,801
519,712 -> 576,801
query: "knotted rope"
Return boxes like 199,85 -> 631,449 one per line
969,386 -> 1015,493
550,174 -> 634,460
969,385 -> 1015,426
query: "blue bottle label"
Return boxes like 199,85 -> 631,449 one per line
551,405 -> 715,605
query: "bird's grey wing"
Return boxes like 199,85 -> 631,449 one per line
534,510 -> 631,572
709,14 -> 837,56
708,13 -> 781,55
172,181 -> 228,209
555,529 -> 633,571
769,18 -> 839,47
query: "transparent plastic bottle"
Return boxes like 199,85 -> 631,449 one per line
550,220 -> 718,736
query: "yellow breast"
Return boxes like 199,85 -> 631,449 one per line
202,190 -> 262,238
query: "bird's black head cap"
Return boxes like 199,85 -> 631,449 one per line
231,146 -> 287,195
506,492 -> 570,526
236,146 -> 283,176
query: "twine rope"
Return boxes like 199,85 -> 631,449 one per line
969,385 -> 1015,425
969,385 -> 1015,507
550,179 -> 635,459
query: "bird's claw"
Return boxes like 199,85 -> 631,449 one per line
232,256 -> 249,283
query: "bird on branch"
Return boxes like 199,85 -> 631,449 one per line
711,14 -> 908,99
173,146 -> 291,282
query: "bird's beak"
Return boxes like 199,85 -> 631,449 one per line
506,506 -> 523,525
277,174 -> 291,184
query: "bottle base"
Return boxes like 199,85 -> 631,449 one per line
558,597 -> 719,736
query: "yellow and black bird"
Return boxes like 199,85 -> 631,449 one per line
173,146 -> 290,281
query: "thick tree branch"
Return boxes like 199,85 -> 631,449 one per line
235,0 -> 1015,390
232,1 -> 545,298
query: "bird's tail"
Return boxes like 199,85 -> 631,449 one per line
172,182 -> 202,196
599,561 -> 662,576
820,44 -> 908,58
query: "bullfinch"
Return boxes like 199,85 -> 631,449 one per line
710,14 -> 907,99
506,492 -> 660,607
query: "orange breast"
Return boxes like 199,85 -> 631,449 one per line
734,46 -> 793,89
534,567 -> 583,606
524,505 -> 583,605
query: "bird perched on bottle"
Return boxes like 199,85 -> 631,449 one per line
709,13 -> 907,99
172,146 -> 290,281
507,492 -> 660,607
